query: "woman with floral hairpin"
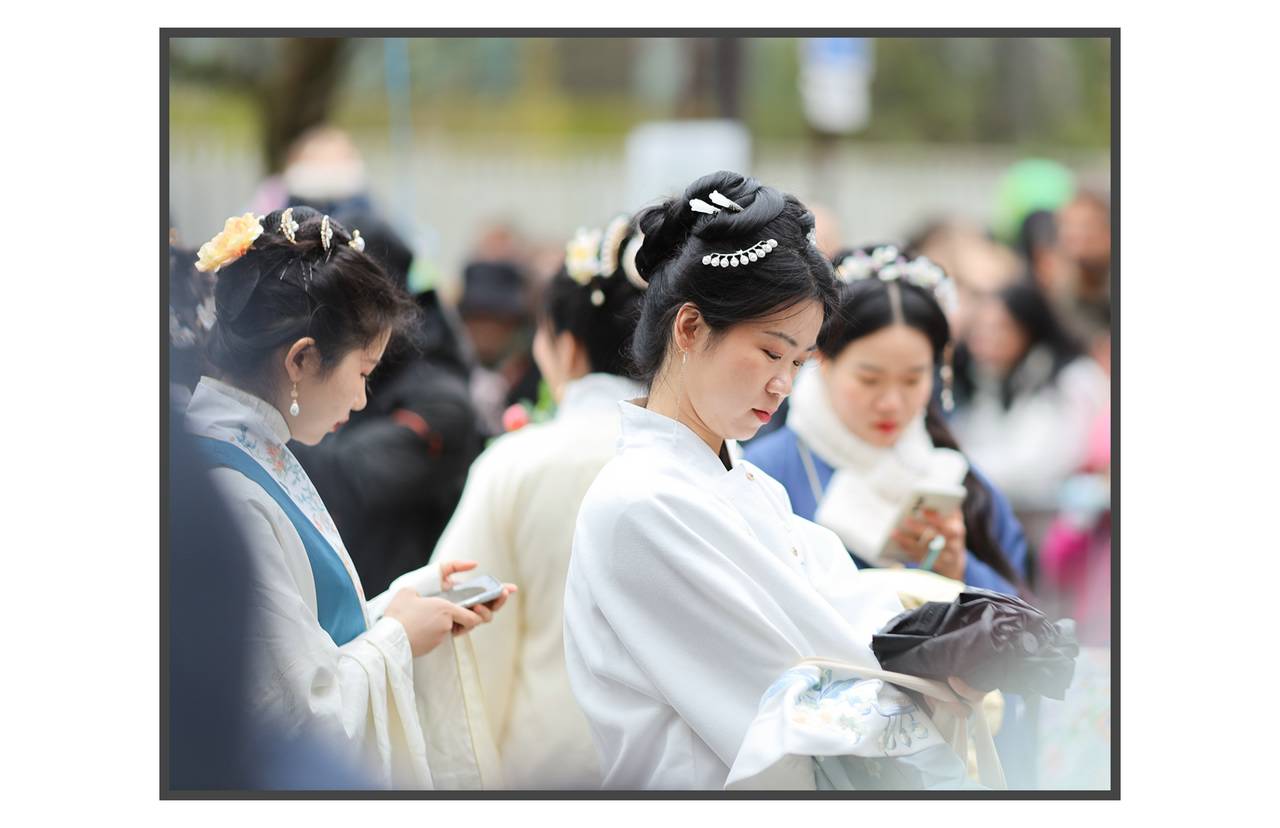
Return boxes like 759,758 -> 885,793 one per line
182,207 -> 514,789
430,215 -> 647,789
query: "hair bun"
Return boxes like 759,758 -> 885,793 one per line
633,170 -> 790,281
683,171 -> 787,243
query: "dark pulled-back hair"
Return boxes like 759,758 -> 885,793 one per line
541,216 -> 646,377
629,170 -> 838,386
205,206 -> 419,394
822,245 -> 1024,592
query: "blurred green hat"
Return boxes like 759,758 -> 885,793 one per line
992,159 -> 1076,244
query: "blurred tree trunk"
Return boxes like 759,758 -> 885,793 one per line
259,38 -> 347,172
712,37 -> 743,120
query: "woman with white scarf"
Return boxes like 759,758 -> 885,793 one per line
745,245 -> 1027,595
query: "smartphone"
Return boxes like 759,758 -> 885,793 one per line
878,484 -> 967,564
436,575 -> 505,609
902,486 -> 966,520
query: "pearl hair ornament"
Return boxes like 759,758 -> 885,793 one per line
702,239 -> 778,268
320,215 -> 333,255
835,245 -> 959,315
279,208 -> 300,244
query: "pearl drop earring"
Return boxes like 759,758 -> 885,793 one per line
289,383 -> 300,417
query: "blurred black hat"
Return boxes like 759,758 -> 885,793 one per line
457,261 -> 528,319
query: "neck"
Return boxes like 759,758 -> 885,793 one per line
218,372 -> 291,430
646,369 -> 724,457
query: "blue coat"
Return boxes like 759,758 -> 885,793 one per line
743,425 -> 1028,595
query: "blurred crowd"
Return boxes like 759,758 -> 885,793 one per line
168,125 -> 1112,790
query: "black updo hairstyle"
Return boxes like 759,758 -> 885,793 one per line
540,216 -> 647,377
630,170 -> 838,386
205,206 -> 419,398
822,245 -> 1025,592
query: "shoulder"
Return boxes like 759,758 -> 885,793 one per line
580,452 -> 731,539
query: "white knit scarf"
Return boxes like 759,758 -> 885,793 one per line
786,366 -> 968,565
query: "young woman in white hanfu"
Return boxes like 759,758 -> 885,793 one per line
563,173 -> 985,790
183,207 -> 515,789
431,217 -> 646,788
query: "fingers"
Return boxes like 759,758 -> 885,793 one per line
890,531 -> 927,562
897,515 -> 929,536
444,602 -> 483,631
470,603 -> 493,623
441,561 -> 478,577
486,585 -> 519,613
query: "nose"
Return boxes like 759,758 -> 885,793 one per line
353,382 -> 368,412
873,387 -> 905,415
766,368 -> 793,399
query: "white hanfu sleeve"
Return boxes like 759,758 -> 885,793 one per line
584,487 -> 892,770
228,495 -> 435,789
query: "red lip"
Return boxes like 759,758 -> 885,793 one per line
753,408 -> 774,424
873,421 -> 898,433
333,420 -> 348,432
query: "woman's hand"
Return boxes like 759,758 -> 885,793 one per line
383,588 -> 483,657
438,560 -> 478,591
923,676 -> 989,720
891,508 -> 968,582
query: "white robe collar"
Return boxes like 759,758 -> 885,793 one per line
617,398 -> 737,480
786,367 -> 968,564
184,375 -> 359,599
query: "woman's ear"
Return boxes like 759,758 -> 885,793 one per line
555,330 -> 583,375
672,303 -> 703,354
283,337 -> 318,384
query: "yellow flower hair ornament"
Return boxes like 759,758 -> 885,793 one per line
195,213 -> 264,273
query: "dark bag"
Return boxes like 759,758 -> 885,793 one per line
871,588 -> 1080,700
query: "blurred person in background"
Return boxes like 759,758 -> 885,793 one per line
457,257 -> 541,435
950,282 -> 1108,516
1038,313 -> 1111,646
1052,190 -> 1112,343
906,218 -> 1022,344
292,211 -> 486,596
169,237 -> 217,409
184,207 -> 513,789
249,124 -> 373,218
432,216 -> 647,789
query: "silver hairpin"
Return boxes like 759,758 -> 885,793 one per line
689,198 -> 719,215
702,239 -> 778,268
348,229 -> 364,253
320,215 -> 333,254
280,208 -> 299,244
708,190 -> 743,212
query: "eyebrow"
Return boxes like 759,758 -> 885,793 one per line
764,330 -> 818,352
